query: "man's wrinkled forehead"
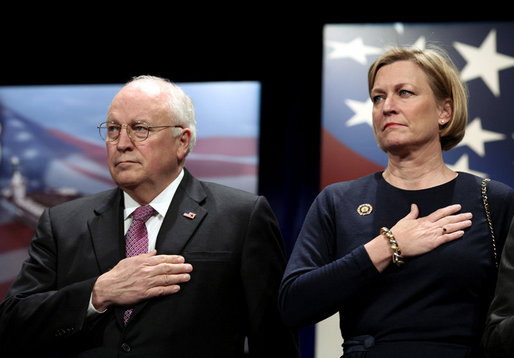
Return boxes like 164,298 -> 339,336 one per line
108,81 -> 169,118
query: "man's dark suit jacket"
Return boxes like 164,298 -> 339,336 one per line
0,169 -> 298,357
482,217 -> 514,358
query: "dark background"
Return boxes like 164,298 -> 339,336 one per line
2,9 -> 512,356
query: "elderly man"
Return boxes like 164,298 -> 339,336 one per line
0,76 -> 298,357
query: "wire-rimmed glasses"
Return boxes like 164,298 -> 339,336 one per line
97,121 -> 182,142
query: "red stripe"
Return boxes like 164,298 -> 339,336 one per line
64,162 -> 115,186
192,137 -> 257,156
46,128 -> 107,166
0,222 -> 33,251
321,128 -> 384,189
186,160 -> 256,178
0,281 -> 13,299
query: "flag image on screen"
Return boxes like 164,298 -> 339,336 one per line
0,81 -> 261,298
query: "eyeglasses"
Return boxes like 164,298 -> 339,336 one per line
97,121 -> 182,142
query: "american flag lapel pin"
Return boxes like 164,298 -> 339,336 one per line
183,211 -> 197,219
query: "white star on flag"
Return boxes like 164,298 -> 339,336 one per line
454,29 -> 514,97
410,37 -> 426,50
326,38 -> 382,65
345,98 -> 373,127
447,154 -> 488,177
457,117 -> 506,156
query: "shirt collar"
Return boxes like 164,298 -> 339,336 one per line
123,169 -> 184,220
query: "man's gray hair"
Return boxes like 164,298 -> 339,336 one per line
129,75 -> 197,155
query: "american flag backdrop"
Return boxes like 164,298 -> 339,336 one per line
317,22 -> 514,357
0,81 -> 261,299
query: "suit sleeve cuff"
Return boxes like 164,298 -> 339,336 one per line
87,292 -> 107,316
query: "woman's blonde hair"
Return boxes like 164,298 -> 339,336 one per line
368,46 -> 468,151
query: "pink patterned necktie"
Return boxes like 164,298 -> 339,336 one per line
123,205 -> 155,324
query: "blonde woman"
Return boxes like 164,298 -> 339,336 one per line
279,47 -> 514,357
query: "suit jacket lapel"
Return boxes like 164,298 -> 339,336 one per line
156,169 -> 207,255
87,188 -> 126,326
88,188 -> 124,274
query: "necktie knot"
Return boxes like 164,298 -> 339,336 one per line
133,205 -> 155,222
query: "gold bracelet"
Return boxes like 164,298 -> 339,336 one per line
380,227 -> 405,267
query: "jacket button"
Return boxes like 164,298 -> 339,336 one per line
121,343 -> 131,352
